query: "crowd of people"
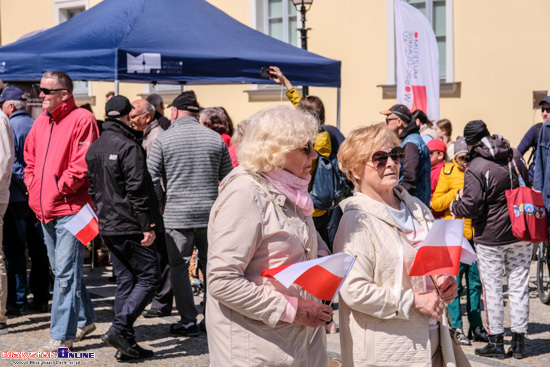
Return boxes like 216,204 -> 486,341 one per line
0,68 -> 545,365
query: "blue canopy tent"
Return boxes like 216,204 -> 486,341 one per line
0,0 -> 340,89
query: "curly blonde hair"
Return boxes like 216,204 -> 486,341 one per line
338,123 -> 400,189
238,106 -> 319,173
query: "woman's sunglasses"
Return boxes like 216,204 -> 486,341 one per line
371,147 -> 405,169
302,141 -> 314,155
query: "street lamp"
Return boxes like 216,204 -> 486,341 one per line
292,0 -> 313,96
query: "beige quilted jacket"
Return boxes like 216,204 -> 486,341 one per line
334,187 -> 457,366
206,167 -> 329,367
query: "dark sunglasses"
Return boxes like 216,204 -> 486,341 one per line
371,147 -> 405,168
39,87 -> 68,95
542,107 -> 550,113
456,155 -> 466,162
302,141 -> 314,155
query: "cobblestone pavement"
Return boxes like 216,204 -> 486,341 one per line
1,262 -> 549,366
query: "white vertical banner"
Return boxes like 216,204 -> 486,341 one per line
394,0 -> 440,122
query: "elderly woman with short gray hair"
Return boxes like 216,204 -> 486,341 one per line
334,123 -> 459,366
206,106 -> 332,366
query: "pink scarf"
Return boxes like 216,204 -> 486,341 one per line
264,169 -> 314,216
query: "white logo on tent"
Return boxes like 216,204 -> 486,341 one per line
127,53 -> 161,73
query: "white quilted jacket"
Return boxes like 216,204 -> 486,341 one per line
334,187 -> 457,366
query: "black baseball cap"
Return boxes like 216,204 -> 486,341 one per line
105,95 -> 134,118
380,104 -> 412,123
167,92 -> 201,113
539,96 -> 550,106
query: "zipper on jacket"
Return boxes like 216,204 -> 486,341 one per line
39,117 -> 55,222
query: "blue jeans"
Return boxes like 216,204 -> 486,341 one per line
42,214 -> 96,340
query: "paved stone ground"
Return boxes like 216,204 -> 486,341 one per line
1,262 -> 549,366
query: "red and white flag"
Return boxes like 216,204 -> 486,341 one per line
394,0 -> 440,122
409,219 -> 477,277
64,203 -> 99,245
261,253 -> 356,302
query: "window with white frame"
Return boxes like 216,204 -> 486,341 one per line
55,0 -> 89,95
386,0 -> 454,85
263,0 -> 298,47
406,0 -> 446,79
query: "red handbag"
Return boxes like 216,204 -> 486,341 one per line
505,160 -> 548,242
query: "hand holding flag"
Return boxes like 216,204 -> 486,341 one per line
64,203 -> 99,245
408,219 -> 477,277
261,252 -> 356,302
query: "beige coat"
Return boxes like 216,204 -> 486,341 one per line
334,187 -> 458,367
206,166 -> 329,367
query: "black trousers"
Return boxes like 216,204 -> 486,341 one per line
150,231 -> 173,314
102,234 -> 160,342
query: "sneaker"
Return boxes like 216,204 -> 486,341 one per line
101,330 -> 139,358
170,322 -> 199,337
115,344 -> 154,361
0,323 -> 8,335
75,322 -> 96,342
38,339 -> 73,352
453,328 -> 471,346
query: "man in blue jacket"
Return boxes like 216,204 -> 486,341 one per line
381,104 -> 431,206
2,86 -> 50,316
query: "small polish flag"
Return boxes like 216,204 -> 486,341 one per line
408,219 -> 477,277
261,253 -> 356,302
64,203 -> 99,245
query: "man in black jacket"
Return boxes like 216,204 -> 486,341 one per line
86,96 -> 161,361
450,120 -> 532,360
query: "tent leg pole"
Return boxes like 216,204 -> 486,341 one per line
337,87 -> 341,130
115,80 -> 120,96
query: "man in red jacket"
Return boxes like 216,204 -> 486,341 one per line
24,71 -> 98,352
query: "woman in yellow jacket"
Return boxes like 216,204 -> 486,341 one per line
432,137 -> 488,345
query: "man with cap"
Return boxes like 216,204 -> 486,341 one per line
1,86 -> 50,316
147,91 -> 232,336
450,120 -> 531,359
432,136 -> 488,346
381,104 -> 431,206
86,95 -> 162,361
519,96 -> 550,182
24,71 -> 97,352
426,138 -> 446,218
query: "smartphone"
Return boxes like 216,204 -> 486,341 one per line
260,67 -> 273,79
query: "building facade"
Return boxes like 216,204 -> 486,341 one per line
0,0 -> 548,147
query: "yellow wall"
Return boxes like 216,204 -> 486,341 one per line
1,0 -> 550,149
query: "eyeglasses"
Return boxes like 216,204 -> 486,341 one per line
456,155 -> 466,162
386,117 -> 398,124
542,107 -> 550,113
39,87 -> 68,95
302,141 -> 314,155
371,147 -> 405,168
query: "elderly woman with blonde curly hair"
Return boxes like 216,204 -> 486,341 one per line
206,106 -> 333,366
334,123 -> 460,367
